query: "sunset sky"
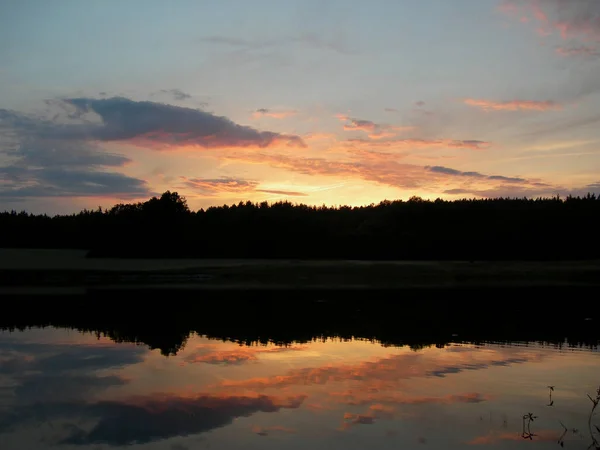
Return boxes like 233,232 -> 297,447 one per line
1,0 -> 600,213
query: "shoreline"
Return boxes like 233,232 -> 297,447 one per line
2,249 -> 600,292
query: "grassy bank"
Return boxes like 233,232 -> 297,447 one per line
1,249 -> 600,290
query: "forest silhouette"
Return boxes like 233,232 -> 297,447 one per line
2,191 -> 600,259
1,290 -> 598,356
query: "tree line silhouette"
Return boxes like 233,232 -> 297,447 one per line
1,288 -> 598,355
2,191 -> 600,259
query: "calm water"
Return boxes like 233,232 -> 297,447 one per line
0,328 -> 599,450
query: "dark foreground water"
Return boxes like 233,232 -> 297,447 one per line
0,326 -> 599,450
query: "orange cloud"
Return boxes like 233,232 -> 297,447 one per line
180,177 -> 258,195
215,348 -> 543,394
303,132 -> 338,141
222,153 -> 434,190
221,151 -> 545,196
252,108 -> 298,119
184,344 -> 308,365
464,98 -> 561,111
179,176 -> 308,198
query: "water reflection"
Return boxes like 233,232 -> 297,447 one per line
0,328 -> 599,449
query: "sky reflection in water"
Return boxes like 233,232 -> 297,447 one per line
0,328 -> 599,450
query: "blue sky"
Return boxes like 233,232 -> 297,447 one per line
1,0 -> 599,213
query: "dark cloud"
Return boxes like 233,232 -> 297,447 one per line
427,357 -> 529,377
160,89 -> 192,101
4,139 -> 130,168
64,97 -> 305,149
13,375 -> 128,404
427,166 -> 485,178
1,97 -> 305,150
444,180 -> 600,198
0,339 -> 145,377
562,182 -> 600,198
0,339 -> 145,410
252,108 -> 297,119
171,444 -> 190,450
488,174 -> 527,183
0,338 -> 216,446
0,394 -> 306,446
0,166 -> 150,199
0,95 -> 305,200
0,106 -> 150,200
427,166 -> 526,183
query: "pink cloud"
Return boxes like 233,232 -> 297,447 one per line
464,98 -> 561,111
531,1 -> 549,23
499,0 -> 600,42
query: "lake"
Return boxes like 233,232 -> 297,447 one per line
1,327 -> 599,450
